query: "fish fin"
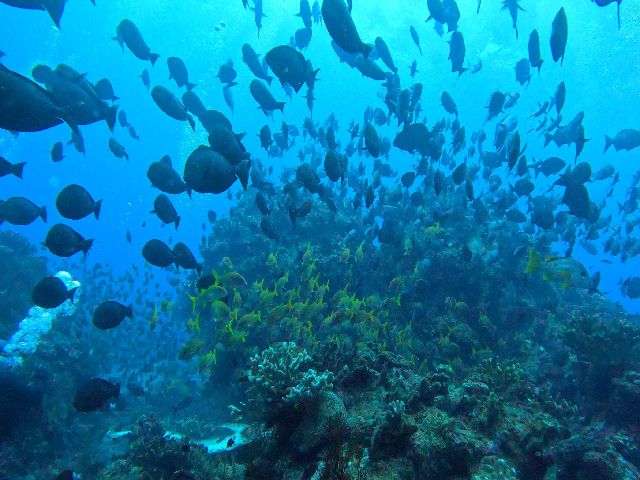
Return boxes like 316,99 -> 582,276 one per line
604,135 -> 613,153
524,247 -> 540,274
175,216 -> 181,230
187,115 -> 196,131
39,206 -> 47,223
12,162 -> 25,179
105,105 -> 118,132
149,53 -> 160,66
187,82 -> 197,91
43,0 -> 66,28
82,239 -> 94,256
68,287 -> 78,303
266,75 -> 274,85
94,199 -> 103,220
277,102 -> 286,112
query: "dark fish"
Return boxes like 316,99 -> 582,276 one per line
374,37 -> 397,73
265,45 -> 317,93
56,184 -> 102,220
199,109 -> 232,133
258,125 -> 273,151
142,239 -> 175,267
354,56 -> 386,81
260,217 -> 280,240
0,372 -> 42,439
128,125 -> 139,140
365,184 -> 375,208
208,124 -> 249,166
409,60 -> 418,78
168,56 -> 196,90
255,192 -> 272,215
528,30 -> 543,73
294,27 -> 313,51
118,110 -> 129,127
441,91 -> 458,117
297,0 -> 313,29
501,0 -> 524,39
73,378 -> 120,412
486,91 -> 505,123
151,86 -> 196,130
114,19 -> 159,66
324,150 -> 347,182
434,170 -> 444,196
207,210 -> 217,223
364,123 -> 381,157
604,129 -> 640,153
183,145 -> 238,194
0,156 -> 25,177
182,91 -> 206,117
172,242 -> 201,273
140,69 -> 150,90
550,7 -> 568,66
242,43 -> 273,85
410,26 -> 422,56
109,137 -> 129,160
250,79 -> 286,113
216,60 -> 237,85
401,172 -> 416,188
147,155 -> 190,195
0,197 -> 46,225
32,276 -> 77,309
506,208 -> 527,223
93,301 -> 132,330
33,64 -> 118,132
68,128 -> 85,155
448,31 -> 467,77
593,0 -> 622,29
0,0 -> 68,28
563,183 -> 590,219
0,63 -> 65,132
512,178 -> 534,197
253,0 -> 265,35
53,470 -> 76,480
126,230 -> 132,243
151,194 -> 180,229
515,58 -> 531,86
94,78 -> 118,102
44,223 -> 93,257
452,163 -> 466,185
322,0 -> 371,58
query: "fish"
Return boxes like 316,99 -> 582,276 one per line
531,157 -> 566,178
515,58 -> 531,86
604,129 -> 640,153
147,155 -> 190,195
31,276 -> 77,309
56,184 -> 102,220
592,0 -> 622,29
113,19 -> 159,66
73,378 -> 120,412
151,86 -> 196,130
486,91 -> 506,123
409,26 -> 422,56
109,137 -> 129,161
0,0 -> 68,28
44,223 -> 93,257
297,0 -> 313,29
501,0 -> 524,39
0,197 -> 47,225
324,150 -> 347,182
94,78 -> 119,103
242,44 -> 274,85
374,37 -> 397,73
140,69 -> 150,90
441,91 -> 458,117
0,156 -> 25,178
260,216 -> 280,240
528,29 -> 544,73
216,60 -> 237,85
172,242 -> 202,273
250,79 -> 286,113
93,301 -> 133,330
142,239 -> 175,268
525,248 -> 594,290
322,0 -> 371,58
448,31 -> 467,77
294,27 -> 313,51
183,146 -> 239,194
182,91 -> 206,117
151,194 -> 181,229
363,123 -> 381,158
208,124 -> 250,165
555,82 -> 566,114
167,56 -> 196,91
265,45 -> 317,93
550,7 -> 568,66
0,63 -> 66,132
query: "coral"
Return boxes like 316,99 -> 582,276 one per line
472,455 -> 518,480
371,399 -> 418,459
243,342 -> 334,419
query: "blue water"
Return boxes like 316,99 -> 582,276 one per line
0,0 -> 639,314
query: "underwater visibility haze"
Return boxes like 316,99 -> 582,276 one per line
1,0 -> 640,478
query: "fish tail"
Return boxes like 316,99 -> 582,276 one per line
149,53 -> 160,66
11,162 -> 25,179
82,239 -> 94,256
39,206 -> 47,223
126,305 -> 133,318
68,287 -> 79,303
604,135 -> 613,153
266,75 -> 274,86
277,102 -> 286,112
94,199 -> 103,220
106,105 -> 118,132
175,216 -> 181,230
187,82 -> 197,91
43,0 -> 66,28
544,132 -> 553,147
187,115 -> 196,131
